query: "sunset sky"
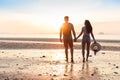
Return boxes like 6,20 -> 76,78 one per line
0,0 -> 120,34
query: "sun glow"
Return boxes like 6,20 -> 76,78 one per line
31,15 -> 63,32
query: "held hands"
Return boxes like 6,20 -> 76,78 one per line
74,37 -> 77,42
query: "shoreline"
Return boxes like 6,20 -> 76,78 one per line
0,37 -> 120,43
0,41 -> 120,51
0,37 -> 120,51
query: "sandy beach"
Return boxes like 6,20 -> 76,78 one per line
0,38 -> 120,80
0,50 -> 120,80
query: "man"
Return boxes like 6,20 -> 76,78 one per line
60,16 -> 76,63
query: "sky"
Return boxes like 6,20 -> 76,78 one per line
0,0 -> 120,34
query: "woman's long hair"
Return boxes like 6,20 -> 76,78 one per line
85,20 -> 92,34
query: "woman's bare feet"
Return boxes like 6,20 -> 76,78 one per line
83,58 -> 85,63
86,58 -> 88,62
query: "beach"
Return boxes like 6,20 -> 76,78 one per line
1,0 -> 120,80
0,37 -> 120,80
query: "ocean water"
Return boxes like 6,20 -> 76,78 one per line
0,34 -> 120,51
0,33 -> 120,40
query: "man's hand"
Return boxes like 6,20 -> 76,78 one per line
60,38 -> 62,42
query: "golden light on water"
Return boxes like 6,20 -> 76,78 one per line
52,51 -> 65,61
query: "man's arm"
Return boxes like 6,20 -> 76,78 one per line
60,26 -> 62,42
71,24 -> 76,40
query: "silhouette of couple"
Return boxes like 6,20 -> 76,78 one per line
60,16 -> 96,63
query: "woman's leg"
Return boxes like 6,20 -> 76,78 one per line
82,41 -> 85,62
86,42 -> 90,61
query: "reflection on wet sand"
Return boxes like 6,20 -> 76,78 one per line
64,63 -> 73,77
80,62 -> 100,80
0,50 -> 120,80
62,62 -> 100,80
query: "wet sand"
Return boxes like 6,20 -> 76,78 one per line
0,50 -> 120,80
0,38 -> 120,51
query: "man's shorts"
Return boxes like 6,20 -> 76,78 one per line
63,39 -> 73,49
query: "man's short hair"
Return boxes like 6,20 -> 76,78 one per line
64,16 -> 69,19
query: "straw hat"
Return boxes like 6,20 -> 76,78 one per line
91,42 -> 101,52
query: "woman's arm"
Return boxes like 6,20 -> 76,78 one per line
91,31 -> 96,43
76,29 -> 83,39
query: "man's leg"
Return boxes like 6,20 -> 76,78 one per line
65,48 -> 68,62
69,40 -> 74,63
64,40 -> 68,62
70,48 -> 74,63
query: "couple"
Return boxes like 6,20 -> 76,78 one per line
60,16 -> 96,63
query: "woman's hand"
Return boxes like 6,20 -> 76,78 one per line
94,40 -> 96,43
74,38 -> 77,42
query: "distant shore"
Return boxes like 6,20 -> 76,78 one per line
0,38 -> 120,51
0,37 -> 120,42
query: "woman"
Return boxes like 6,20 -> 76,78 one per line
76,20 -> 96,62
